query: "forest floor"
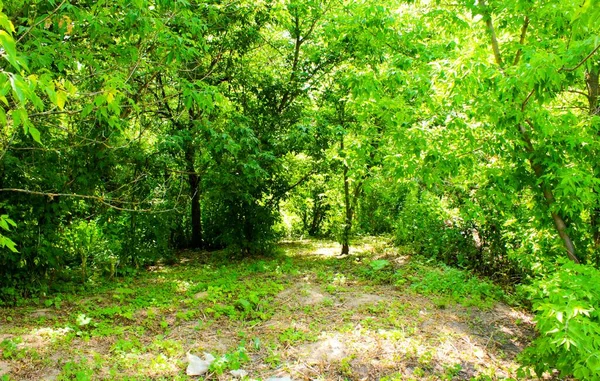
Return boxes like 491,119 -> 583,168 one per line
0,238 -> 537,381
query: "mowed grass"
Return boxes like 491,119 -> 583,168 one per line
0,239 -> 534,380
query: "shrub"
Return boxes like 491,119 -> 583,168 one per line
520,261 -> 600,379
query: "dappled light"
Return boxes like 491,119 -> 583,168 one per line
2,0 -> 600,379
0,240 -> 535,380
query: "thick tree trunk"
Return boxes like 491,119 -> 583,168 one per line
185,144 -> 203,249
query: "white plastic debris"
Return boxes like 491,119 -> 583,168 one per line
186,352 -> 215,376
265,377 -> 292,381
230,369 -> 248,378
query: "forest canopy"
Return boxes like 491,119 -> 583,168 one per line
1,0 -> 600,378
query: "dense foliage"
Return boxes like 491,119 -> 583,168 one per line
2,0 -> 600,378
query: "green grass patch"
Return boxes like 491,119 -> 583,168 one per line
396,260 -> 505,309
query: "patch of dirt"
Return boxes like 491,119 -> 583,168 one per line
294,336 -> 347,364
18,326 -> 73,350
0,361 -> 11,376
277,285 -> 327,306
30,309 -> 54,318
342,293 -> 386,308
40,368 -> 61,381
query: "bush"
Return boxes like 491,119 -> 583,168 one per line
394,188 -> 473,263
520,260 -> 600,379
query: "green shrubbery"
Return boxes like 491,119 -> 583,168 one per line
520,261 -> 600,379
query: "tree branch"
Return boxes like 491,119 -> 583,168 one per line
559,44 -> 600,73
481,1 -> 504,67
17,0 -> 67,43
0,188 -> 177,213
513,16 -> 529,66
521,88 -> 536,111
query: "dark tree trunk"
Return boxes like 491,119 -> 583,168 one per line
185,143 -> 203,249
586,67 -> 600,248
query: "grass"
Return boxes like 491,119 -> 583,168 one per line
0,238 -> 534,380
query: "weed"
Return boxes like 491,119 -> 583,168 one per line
396,261 -> 504,309
151,338 -> 181,357
210,347 -> 250,374
322,298 -> 334,307
417,350 -> 434,369
265,349 -> 282,368
279,327 -> 307,345
442,363 -> 462,380
0,338 -> 22,360
412,366 -> 425,377
111,337 -> 143,354
57,359 -> 94,381
339,355 -> 356,377
380,372 -> 403,381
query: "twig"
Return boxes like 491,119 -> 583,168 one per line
513,16 -> 529,66
521,88 -> 535,111
17,0 -> 67,43
0,188 -> 176,213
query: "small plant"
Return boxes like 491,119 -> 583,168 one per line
0,338 -> 22,360
278,327 -> 307,345
209,347 -> 249,375
442,363 -> 462,380
76,314 -> 92,327
359,259 -> 396,284
413,366 -> 425,377
380,372 -> 403,381
57,359 -> 94,381
111,338 -> 143,354
339,355 -> 356,377
44,296 -> 62,309
264,349 -> 282,368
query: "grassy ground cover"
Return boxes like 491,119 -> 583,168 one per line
0,239 -> 534,380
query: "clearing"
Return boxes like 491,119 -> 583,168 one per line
0,239 -> 534,380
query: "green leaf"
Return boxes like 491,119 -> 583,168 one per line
0,12 -> 15,33
8,76 -> 27,103
0,30 -> 19,70
12,108 -> 26,127
29,125 -> 41,143
56,90 -> 67,110
0,235 -> 17,252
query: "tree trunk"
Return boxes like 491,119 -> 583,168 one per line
341,136 -> 351,255
586,66 -> 600,248
482,7 -> 578,262
185,143 -> 203,249
519,124 -> 579,263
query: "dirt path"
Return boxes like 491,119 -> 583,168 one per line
0,239 -> 534,380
